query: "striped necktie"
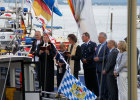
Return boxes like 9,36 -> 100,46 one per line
97,44 -> 103,57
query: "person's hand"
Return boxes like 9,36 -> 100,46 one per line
94,57 -> 99,61
39,50 -> 44,55
114,71 -> 118,77
102,70 -> 106,75
82,59 -> 87,63
67,54 -> 71,57
45,50 -> 50,54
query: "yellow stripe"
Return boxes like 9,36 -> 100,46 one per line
33,1 -> 51,21
41,10 -> 51,21
33,1 -> 42,16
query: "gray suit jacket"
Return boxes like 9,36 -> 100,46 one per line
114,51 -> 128,74
104,48 -> 119,75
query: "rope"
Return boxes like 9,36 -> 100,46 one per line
98,43 -> 107,100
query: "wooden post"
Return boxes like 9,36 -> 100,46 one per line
128,0 -> 137,100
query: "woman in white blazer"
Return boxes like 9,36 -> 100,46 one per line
114,41 -> 128,100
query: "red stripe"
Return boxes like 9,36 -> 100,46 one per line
34,0 -> 51,16
21,17 -> 27,33
68,0 -> 76,20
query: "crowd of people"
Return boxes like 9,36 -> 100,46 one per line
31,31 -> 139,100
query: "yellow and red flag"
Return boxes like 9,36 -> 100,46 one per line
33,0 -> 52,21
21,16 -> 27,39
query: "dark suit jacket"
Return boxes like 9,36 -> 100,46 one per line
71,45 -> 82,72
30,37 -> 43,55
104,48 -> 119,75
81,41 -> 97,69
30,38 -> 43,59
95,42 -> 109,72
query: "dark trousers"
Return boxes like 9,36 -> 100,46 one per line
97,72 -> 108,100
106,74 -> 118,100
35,62 -> 41,88
74,70 -> 79,79
84,69 -> 99,96
57,65 -> 66,88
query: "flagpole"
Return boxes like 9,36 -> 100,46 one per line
22,0 -> 24,10
110,12 -> 113,39
128,0 -> 137,100
51,5 -> 54,36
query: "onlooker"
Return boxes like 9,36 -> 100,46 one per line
67,34 -> 82,79
56,43 -> 67,88
103,40 -> 119,100
38,34 -> 56,97
94,32 -> 109,100
124,37 -> 139,74
81,32 -> 99,96
30,31 -> 42,88
114,41 -> 128,100
55,43 -> 67,98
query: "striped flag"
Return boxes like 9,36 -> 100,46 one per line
58,69 -> 96,100
33,0 -> 52,21
21,16 -> 27,38
44,0 -> 62,16
44,30 -> 56,44
68,0 -> 98,43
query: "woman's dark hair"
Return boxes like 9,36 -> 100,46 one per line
68,34 -> 77,43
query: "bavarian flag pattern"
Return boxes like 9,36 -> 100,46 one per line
58,69 -> 96,100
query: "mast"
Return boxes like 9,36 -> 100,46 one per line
128,0 -> 137,100
110,12 -> 113,39
22,0 -> 24,10
51,5 -> 54,36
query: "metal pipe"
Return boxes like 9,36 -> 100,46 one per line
110,13 -> 113,31
22,0 -> 24,10
128,0 -> 137,100
110,12 -> 113,39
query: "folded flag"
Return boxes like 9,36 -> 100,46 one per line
58,69 -> 96,100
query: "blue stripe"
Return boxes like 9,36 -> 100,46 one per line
43,0 -> 62,16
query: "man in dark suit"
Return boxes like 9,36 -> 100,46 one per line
94,32 -> 109,100
30,31 -> 42,88
81,32 -> 99,96
102,40 -> 119,100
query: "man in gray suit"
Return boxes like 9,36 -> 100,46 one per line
102,40 -> 119,100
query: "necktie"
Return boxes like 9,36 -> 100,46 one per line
85,43 -> 88,46
97,44 -> 102,57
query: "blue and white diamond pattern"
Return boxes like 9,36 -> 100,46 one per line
58,69 -> 96,100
